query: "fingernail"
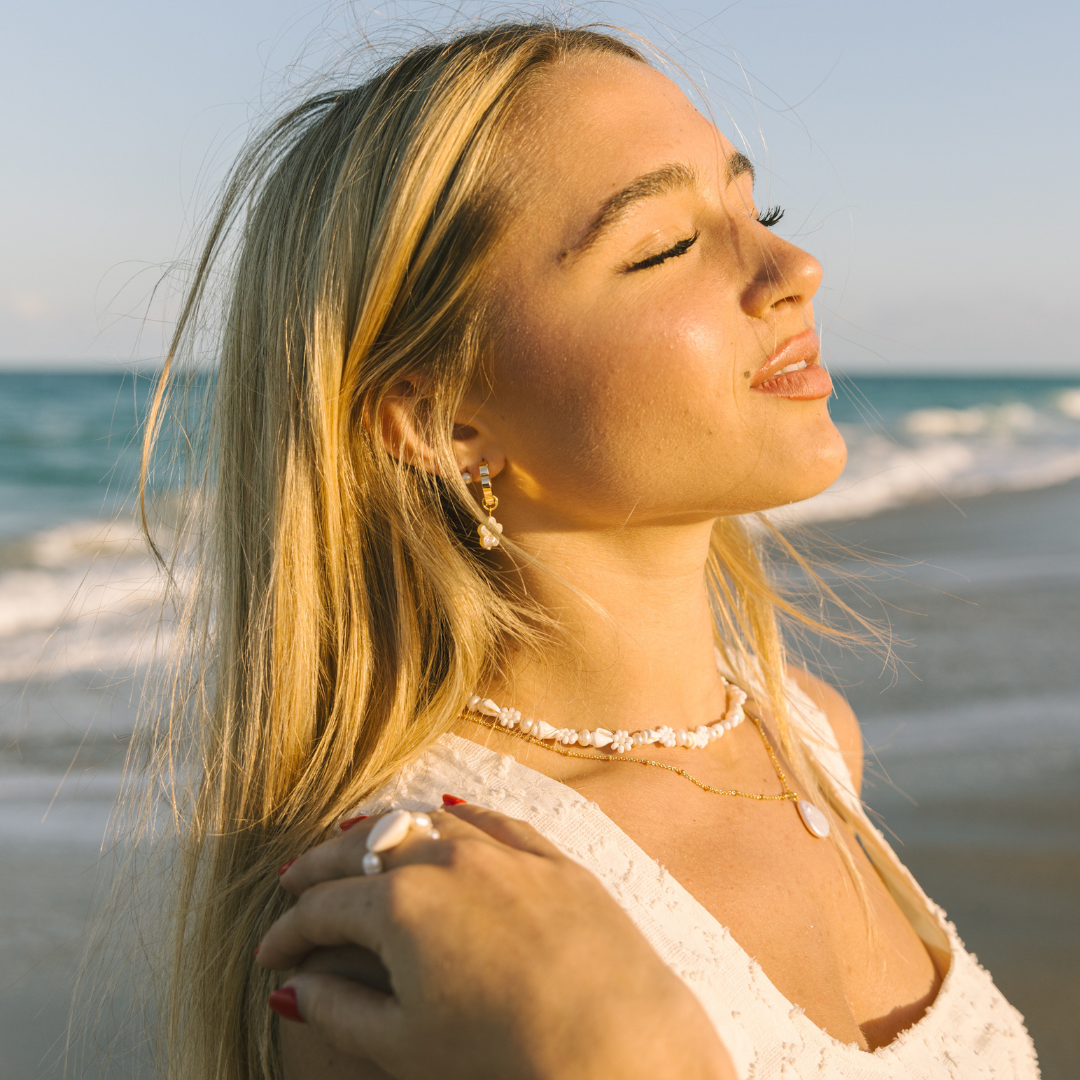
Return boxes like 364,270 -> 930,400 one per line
442,794 -> 467,806
268,987 -> 305,1023
339,815 -> 368,831
254,945 -> 260,957
278,857 -> 298,875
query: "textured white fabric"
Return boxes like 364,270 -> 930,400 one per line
354,684 -> 1041,1079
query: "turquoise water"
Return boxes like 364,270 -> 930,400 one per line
830,373 -> 1080,426
0,371 -> 154,540
3,369 -> 1078,538
1,366 -> 1079,686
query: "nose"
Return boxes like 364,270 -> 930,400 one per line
739,234 -> 822,321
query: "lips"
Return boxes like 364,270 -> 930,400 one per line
750,329 -> 833,400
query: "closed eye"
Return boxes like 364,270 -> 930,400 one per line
756,205 -> 785,228
626,231 -> 699,272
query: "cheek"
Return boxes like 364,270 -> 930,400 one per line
596,296 -> 764,474
495,293 -> 748,508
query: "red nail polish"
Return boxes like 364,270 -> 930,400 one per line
278,857 -> 298,875
442,794 -> 467,806
268,987 -> 304,1023
339,815 -> 368,831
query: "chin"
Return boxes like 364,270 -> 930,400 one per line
761,425 -> 848,513
788,428 -> 847,505
814,424 -> 848,484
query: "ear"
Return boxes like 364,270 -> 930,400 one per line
378,378 -> 505,479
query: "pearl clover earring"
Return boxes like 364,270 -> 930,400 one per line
476,461 -> 503,550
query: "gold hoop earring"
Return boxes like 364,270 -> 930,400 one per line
476,461 -> 503,550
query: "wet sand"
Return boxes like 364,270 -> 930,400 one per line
0,844 -> 111,1080
0,681 -> 144,1079
1,481 -> 1077,1077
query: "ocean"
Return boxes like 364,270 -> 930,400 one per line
1,368 -> 1078,1077
3,370 -> 1078,708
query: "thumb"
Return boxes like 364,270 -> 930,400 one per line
279,972 -> 409,1071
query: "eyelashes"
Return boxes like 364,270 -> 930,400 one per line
625,205 -> 786,273
756,205 -> 785,228
626,231 -> 699,272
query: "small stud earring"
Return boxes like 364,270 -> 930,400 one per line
476,461 -> 503,550
461,469 -> 472,483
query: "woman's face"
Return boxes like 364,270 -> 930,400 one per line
461,55 -> 846,531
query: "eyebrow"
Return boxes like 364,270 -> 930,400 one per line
562,151 -> 756,261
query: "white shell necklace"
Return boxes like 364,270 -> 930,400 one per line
466,675 -> 747,754
464,658 -> 831,839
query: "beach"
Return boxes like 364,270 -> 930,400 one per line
1,373 -> 1078,1077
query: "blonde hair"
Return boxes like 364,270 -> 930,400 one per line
131,20 -> 875,1080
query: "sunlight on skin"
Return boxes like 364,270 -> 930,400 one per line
431,54 -> 847,741
460,58 -> 844,529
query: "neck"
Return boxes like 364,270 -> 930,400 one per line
487,520 -> 728,733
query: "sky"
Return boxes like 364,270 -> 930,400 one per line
1,0 -> 1078,373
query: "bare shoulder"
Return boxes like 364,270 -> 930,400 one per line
785,666 -> 863,794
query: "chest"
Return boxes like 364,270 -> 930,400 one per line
565,766 -> 943,1050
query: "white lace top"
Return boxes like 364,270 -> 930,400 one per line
355,681 -> 1040,1079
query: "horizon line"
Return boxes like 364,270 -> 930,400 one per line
1,360 -> 1077,379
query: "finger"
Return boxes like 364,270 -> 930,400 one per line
280,808 -> 493,896
443,802 -> 566,859
279,972 -> 410,1072
300,943 -> 394,995
279,810 -> 438,895
278,814 -> 387,896
258,875 -> 392,970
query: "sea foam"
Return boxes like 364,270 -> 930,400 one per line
0,518 -> 172,686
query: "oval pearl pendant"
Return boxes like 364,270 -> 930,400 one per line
797,799 -> 830,838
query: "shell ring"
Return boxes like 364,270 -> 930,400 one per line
361,809 -> 441,875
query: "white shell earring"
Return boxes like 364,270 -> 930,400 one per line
476,461 -> 503,550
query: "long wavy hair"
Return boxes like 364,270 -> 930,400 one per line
129,20 -> 876,1080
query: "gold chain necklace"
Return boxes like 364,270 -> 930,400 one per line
464,709 -> 832,838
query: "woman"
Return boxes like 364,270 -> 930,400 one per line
142,20 -> 1040,1080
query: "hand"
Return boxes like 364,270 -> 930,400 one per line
257,803 -> 735,1080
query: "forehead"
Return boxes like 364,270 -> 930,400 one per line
503,55 -> 735,239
